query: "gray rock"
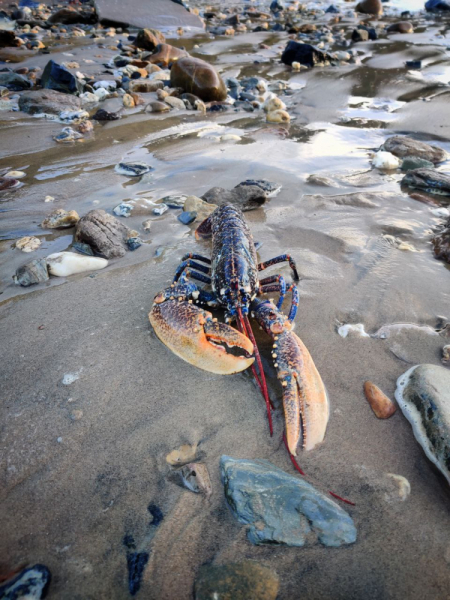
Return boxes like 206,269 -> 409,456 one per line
0,564 -> 51,599
19,89 -> 81,115
74,209 -> 135,259
220,456 -> 357,547
382,136 -> 446,164
41,60 -> 83,95
195,561 -> 279,600
395,365 -> 450,484
401,156 -> 435,172
0,71 -> 30,90
93,0 -> 204,31
14,258 -> 49,287
237,179 -> 281,196
202,184 -> 267,212
402,168 -> 450,196
433,216 -> 450,264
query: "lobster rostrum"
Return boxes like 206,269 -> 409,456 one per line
149,204 -> 329,456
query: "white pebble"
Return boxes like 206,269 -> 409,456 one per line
62,373 -> 79,385
338,323 -> 370,338
47,252 -> 108,277
372,151 -> 401,170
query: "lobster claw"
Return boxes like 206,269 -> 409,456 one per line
276,330 -> 329,454
149,299 -> 254,375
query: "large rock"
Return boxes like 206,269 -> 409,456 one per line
395,365 -> 450,484
47,8 -> 95,24
402,168 -> 450,196
94,0 -> 204,31
381,136 -> 447,164
281,41 -> 333,67
74,209 -> 135,258
425,0 -> 450,10
355,0 -> 383,14
170,57 -> 227,102
134,28 -> 165,51
195,561 -> 279,600
0,71 -> 30,90
19,89 -> 81,115
202,183 -> 267,211
433,217 -> 450,264
41,60 -> 84,95
149,43 -> 189,67
221,456 -> 357,547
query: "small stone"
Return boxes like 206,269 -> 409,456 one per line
41,209 -> 79,229
386,21 -> 413,33
115,162 -> 152,177
72,242 -> 94,256
281,41 -> 333,67
179,463 -> 212,496
195,561 -> 279,600
41,60 -> 83,95
59,110 -> 89,123
47,252 -> 108,276
266,109 -> 290,123
221,456 -> 356,547
15,236 -> 41,253
129,80 -> 164,93
126,236 -> 142,251
0,177 -> 20,191
123,93 -> 135,108
70,410 -> 83,420
166,443 -> 197,466
164,96 -> 185,110
395,364 -> 450,484
134,28 -> 165,51
113,202 -> 134,217
263,97 -> 286,113
0,564 -> 51,599
425,0 -> 450,11
405,60 -> 422,70
364,381 -> 397,418
178,211 -> 197,225
352,26 -> 377,42
92,109 -> 120,121
153,203 -> 168,215
184,196 -> 217,222
77,120 -> 94,135
142,219 -> 152,232
170,57 -> 227,102
74,209 -> 136,259
5,170 -> 26,179
14,258 -> 49,287
145,101 -> 171,113
202,184 -> 267,212
401,156 -> 434,172
382,136 -> 446,164
53,126 -> 84,143
442,345 -> 450,364
372,151 -> 401,170
355,0 -> 383,15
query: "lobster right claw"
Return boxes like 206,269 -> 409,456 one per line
149,299 -> 254,375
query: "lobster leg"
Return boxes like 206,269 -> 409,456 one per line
258,254 -> 299,281
259,276 -> 287,310
181,253 -> 212,265
173,260 -> 210,283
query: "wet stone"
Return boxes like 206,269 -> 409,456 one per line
0,71 -> 30,90
92,109 -> 120,121
126,236 -> 142,251
202,184 -> 267,211
433,217 -> 450,264
115,162 -> 152,177
134,28 -> 165,51
149,43 -> 189,67
170,57 -> 227,102
177,211 -> 197,225
401,156 -> 435,172
221,456 -> 357,547
395,365 -> 450,484
195,561 -> 279,600
386,21 -> 413,33
74,209 -> 136,259
0,30 -> 22,48
0,564 -> 51,599
14,258 -> 49,287
425,0 -> 450,10
382,136 -> 447,164
41,60 -> 84,95
0,177 -> 20,191
402,169 -> 450,196
281,41 -> 334,67
355,0 -> 383,14
41,209 -> 79,229
47,8 -> 94,24
352,26 -> 377,42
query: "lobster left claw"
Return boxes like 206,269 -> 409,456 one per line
149,297 -> 255,375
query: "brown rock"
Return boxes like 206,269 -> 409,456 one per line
355,0 -> 383,14
134,28 -> 165,51
170,57 -> 227,102
41,209 -> 80,229
364,381 -> 397,419
129,80 -> 164,93
386,21 -> 413,33
0,30 -> 21,48
74,209 -> 134,258
149,43 -> 189,67
382,136 -> 446,164
47,8 -> 94,24
433,217 -> 450,264
145,101 -> 171,113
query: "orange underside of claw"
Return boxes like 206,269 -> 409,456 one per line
278,331 -> 329,455
149,300 -> 254,375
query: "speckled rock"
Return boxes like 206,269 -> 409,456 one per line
433,217 -> 450,264
221,456 -> 357,547
382,136 -> 446,164
170,57 -> 227,102
395,364 -> 450,484
195,561 -> 279,600
19,89 -> 82,115
74,209 -> 135,258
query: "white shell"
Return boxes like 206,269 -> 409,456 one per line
46,252 -> 108,277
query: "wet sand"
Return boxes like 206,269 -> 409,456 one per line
1,0 -> 450,598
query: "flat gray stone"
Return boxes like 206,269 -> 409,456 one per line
221,456 -> 357,547
94,0 -> 204,31
19,89 -> 81,115
395,364 -> 450,484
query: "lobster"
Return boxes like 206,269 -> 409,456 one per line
149,204 -> 329,456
